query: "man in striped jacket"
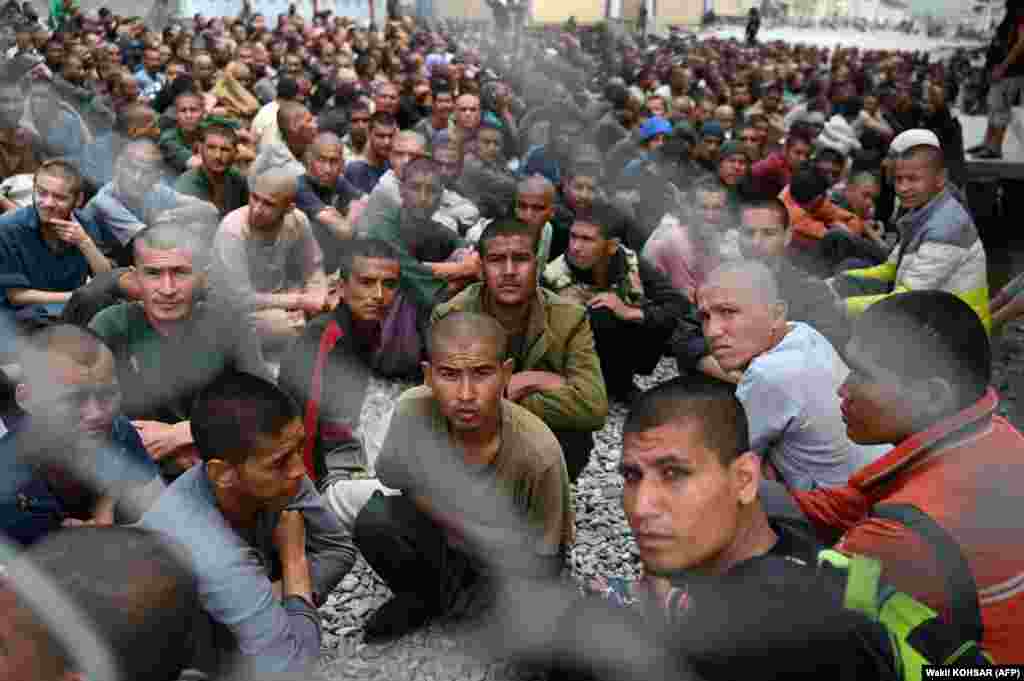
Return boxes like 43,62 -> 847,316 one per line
791,291 -> 1024,662
832,130 -> 990,331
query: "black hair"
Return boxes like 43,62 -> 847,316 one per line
276,76 -> 300,100
624,377 -> 750,466
191,371 -> 300,464
740,196 -> 790,232
576,199 -> 626,241
340,238 -> 401,278
604,82 -> 628,109
815,147 -> 846,165
478,218 -> 538,257
789,166 -> 830,204
12,527 -> 199,681
853,291 -> 990,409
369,111 -> 398,130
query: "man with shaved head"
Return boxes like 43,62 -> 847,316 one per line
296,131 -> 364,281
249,100 -> 319,183
354,311 -> 573,641
832,132 -> 990,330
512,175 -> 556,269
697,260 -> 883,490
210,169 -> 328,346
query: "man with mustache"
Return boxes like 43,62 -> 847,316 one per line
543,200 -> 688,404
353,311 -> 573,641
175,121 -> 250,216
279,239 -> 403,530
433,218 -> 608,482
90,222 -> 269,477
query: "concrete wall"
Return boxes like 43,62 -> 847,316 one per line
530,0 -> 604,24
657,0 -> 702,28
432,0 -> 489,20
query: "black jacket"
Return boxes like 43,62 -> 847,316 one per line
278,304 -> 376,484
776,260 -> 851,353
562,248 -> 692,338
665,520 -> 896,681
921,106 -> 967,189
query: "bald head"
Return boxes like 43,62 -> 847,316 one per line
429,311 -> 508,363
518,175 -> 556,201
703,260 -> 783,309
310,131 -> 343,154
698,261 -> 788,372
252,169 -> 298,200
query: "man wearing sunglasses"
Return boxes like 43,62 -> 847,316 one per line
0,324 -> 162,546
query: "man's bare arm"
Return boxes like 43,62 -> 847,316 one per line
6,288 -> 73,306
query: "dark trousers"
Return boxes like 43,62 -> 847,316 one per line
821,229 -> 890,275
587,307 -> 668,397
553,428 -> 595,484
354,492 -> 489,618
831,273 -> 892,300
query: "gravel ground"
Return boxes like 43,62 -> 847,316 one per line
316,321 -> 1024,680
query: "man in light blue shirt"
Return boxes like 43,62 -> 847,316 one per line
697,260 -> 885,490
133,46 -> 166,103
80,139 -> 190,265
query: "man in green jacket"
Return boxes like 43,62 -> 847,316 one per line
432,218 -> 608,482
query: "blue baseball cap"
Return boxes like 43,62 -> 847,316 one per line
639,116 -> 672,142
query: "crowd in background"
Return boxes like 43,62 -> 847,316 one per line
0,0 -> 1023,679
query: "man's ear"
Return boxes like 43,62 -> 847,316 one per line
771,300 -> 788,330
206,459 -> 238,489
75,191 -> 84,209
731,450 -> 761,506
915,376 -> 955,422
783,228 -> 793,249
422,361 -> 433,390
607,237 -> 620,257
14,383 -> 30,411
500,357 -> 514,393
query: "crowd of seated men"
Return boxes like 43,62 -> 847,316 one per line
0,3 -> 1022,678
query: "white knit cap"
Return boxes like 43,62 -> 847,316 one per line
889,128 -> 941,155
